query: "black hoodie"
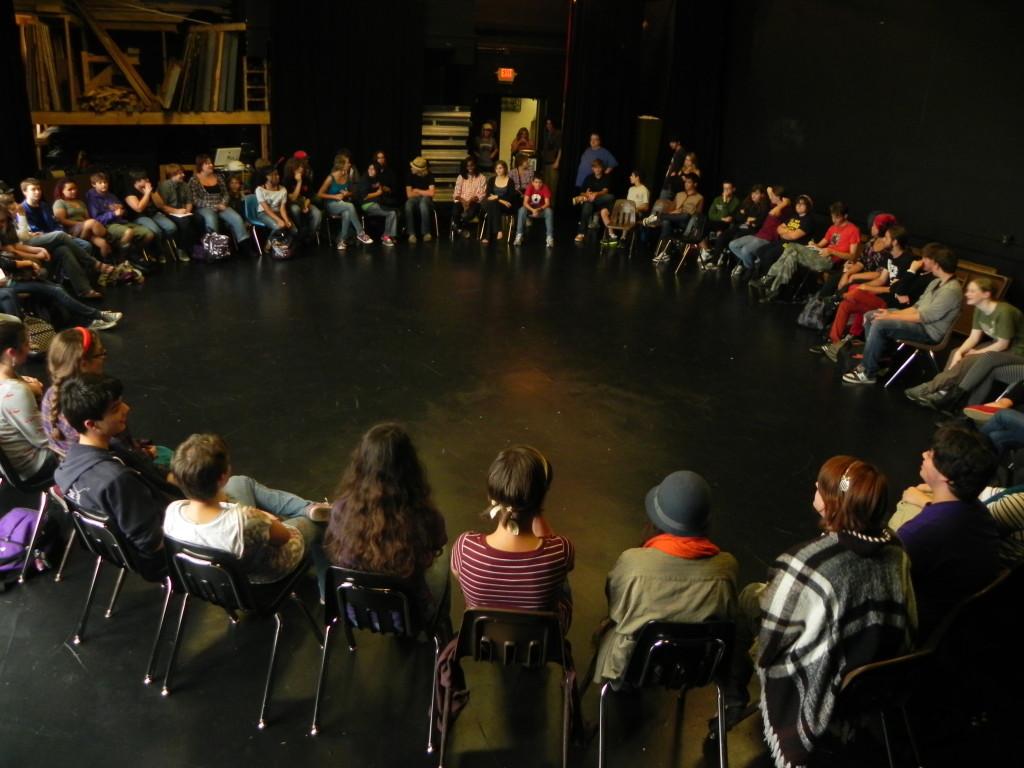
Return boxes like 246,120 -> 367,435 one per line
55,444 -> 181,579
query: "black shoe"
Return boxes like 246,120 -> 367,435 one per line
927,387 -> 968,414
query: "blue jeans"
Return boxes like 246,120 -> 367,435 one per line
3,281 -> 100,323
729,235 -> 771,269
982,409 -> 1024,453
659,211 -> 691,239
27,231 -> 95,295
516,206 -> 553,238
135,212 -> 177,242
363,203 -> 397,236
256,212 -> 297,234
404,196 -> 435,237
325,200 -> 364,239
196,206 -> 250,243
860,312 -> 935,378
288,202 -> 323,240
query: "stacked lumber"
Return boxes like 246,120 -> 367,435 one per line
21,20 -> 64,111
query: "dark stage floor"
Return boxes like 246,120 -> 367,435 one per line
0,233 -> 1012,766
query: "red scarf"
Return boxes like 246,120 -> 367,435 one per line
643,533 -> 720,559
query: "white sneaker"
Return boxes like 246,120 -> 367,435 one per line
408,234 -> 418,244
842,367 -> 877,385
90,312 -> 121,331
423,233 -> 433,242
336,239 -> 347,251
514,234 -> 524,245
545,236 -> 554,248
642,214 -> 658,227
356,232 -> 373,245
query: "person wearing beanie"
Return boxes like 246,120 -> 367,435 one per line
588,470 -> 738,688
404,157 -> 436,243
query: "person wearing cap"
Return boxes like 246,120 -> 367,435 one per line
470,121 -> 499,174
589,470 -> 738,688
720,456 -> 915,768
404,157 -> 436,244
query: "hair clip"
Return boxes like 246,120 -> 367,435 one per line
839,466 -> 853,494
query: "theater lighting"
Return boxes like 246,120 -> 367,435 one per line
496,67 -> 517,83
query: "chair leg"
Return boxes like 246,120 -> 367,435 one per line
257,612 -> 285,729
900,704 -> 923,767
716,685 -> 729,768
104,568 -> 127,618
427,633 -> 441,753
17,489 -> 48,583
290,592 -> 324,646
310,622 -> 333,736
161,593 -> 190,696
675,245 -> 690,274
72,555 -> 103,645
928,350 -> 940,373
343,615 -> 357,652
884,349 -> 920,388
562,671 -> 571,768
437,681 -> 454,768
879,710 -> 896,768
598,681 -> 611,768
144,578 -> 175,685
54,527 -> 76,583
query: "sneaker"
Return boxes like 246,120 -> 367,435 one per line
461,229 -> 472,239
408,234 -> 418,244
730,264 -> 747,278
305,503 -> 331,523
100,310 -> 123,323
337,239 -> 348,251
89,315 -> 119,331
642,214 -> 658,227
609,231 -> 619,241
423,233 -> 433,243
963,404 -> 1003,424
514,234 -> 524,246
382,235 -> 395,247
823,342 -> 844,363
809,343 -> 829,355
355,232 -> 372,245
176,248 -> 191,263
842,367 -> 876,385
652,253 -> 670,264
574,234 -> 585,244
545,236 -> 554,248
903,383 -> 931,401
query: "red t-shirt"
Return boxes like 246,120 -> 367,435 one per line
755,205 -> 792,241
823,221 -> 861,263
524,184 -> 552,210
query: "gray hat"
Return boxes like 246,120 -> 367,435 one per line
645,470 -> 712,536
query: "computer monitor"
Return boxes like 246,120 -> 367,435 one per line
214,147 -> 242,167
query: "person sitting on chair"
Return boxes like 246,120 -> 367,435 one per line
319,157 -> 372,250
707,184 -> 768,269
599,170 -> 649,245
164,433 -> 327,584
751,201 -> 860,303
720,456 -> 915,766
404,156 -> 436,244
480,161 -> 519,245
891,424 -> 1000,638
697,180 -> 740,267
124,171 -> 180,261
590,470 -> 737,689
256,167 -> 297,235
155,164 -> 198,258
573,159 -> 614,244
727,185 -> 792,277
647,174 -> 704,263
323,422 -> 448,625
451,157 -> 487,238
514,175 -> 555,248
904,276 -> 1024,411
842,243 -> 963,385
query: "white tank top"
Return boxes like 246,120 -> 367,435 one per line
163,500 -> 246,558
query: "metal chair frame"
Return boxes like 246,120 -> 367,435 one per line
603,199 -> 640,257
0,446 -> 56,584
883,315 -> 961,388
243,193 -> 271,256
160,537 -> 323,729
310,565 -> 452,751
437,608 -> 574,768
597,620 -> 735,768
478,210 -> 515,243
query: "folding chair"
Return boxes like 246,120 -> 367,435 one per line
604,199 -> 639,256
478,211 -> 515,243
883,315 -> 962,388
161,537 -> 323,729
596,620 -> 735,768
0,446 -> 56,584
310,566 -> 452,750
243,194 -> 271,255
437,608 -> 576,768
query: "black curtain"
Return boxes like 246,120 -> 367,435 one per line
268,0 -> 426,176
0,0 -> 36,183
561,0 -> 645,202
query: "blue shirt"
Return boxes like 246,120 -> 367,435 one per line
575,146 -> 618,188
897,499 -> 1001,638
21,201 -> 60,233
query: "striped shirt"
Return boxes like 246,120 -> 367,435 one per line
452,531 -> 575,630
981,486 -> 1024,566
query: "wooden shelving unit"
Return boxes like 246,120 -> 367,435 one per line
421,107 -> 472,203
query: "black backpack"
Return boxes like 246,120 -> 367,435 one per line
268,229 -> 297,260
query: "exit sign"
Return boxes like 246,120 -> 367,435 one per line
496,67 -> 517,83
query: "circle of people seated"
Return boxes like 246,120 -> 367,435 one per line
1,314 -> 1022,768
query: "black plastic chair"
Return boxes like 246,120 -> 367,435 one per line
596,620 -> 735,768
437,608 -> 575,768
674,214 -> 708,274
0,446 -> 55,584
310,566 -> 452,748
161,536 -> 323,729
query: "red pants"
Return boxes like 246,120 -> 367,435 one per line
830,288 -> 887,342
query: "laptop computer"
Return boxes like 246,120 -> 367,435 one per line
214,147 -> 242,167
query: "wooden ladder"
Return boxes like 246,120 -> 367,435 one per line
243,57 -> 269,112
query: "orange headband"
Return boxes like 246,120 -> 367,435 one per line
75,326 -> 92,354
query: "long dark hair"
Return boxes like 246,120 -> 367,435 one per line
323,423 -> 446,579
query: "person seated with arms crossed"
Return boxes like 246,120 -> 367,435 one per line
890,424 -> 1000,638
0,314 -> 60,483
589,470 -> 737,690
514,174 -> 555,248
727,185 -> 792,277
155,164 -> 197,259
404,156 -> 436,244
87,172 -> 157,269
904,276 -> 1024,411
124,171 -> 181,263
480,161 -> 520,245
573,159 -> 614,244
164,433 -> 327,585
751,201 -> 860,303
52,179 -> 113,261
707,184 -> 768,270
720,456 -> 915,765
843,243 -> 962,385
324,423 -> 448,626
599,170 -> 649,245
451,157 -> 488,239
696,180 -> 740,267
55,374 -> 179,580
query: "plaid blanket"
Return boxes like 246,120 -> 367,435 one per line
756,531 -> 916,768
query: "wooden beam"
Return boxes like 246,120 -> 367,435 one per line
64,16 -> 79,104
31,110 -> 271,126
68,0 -> 159,108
